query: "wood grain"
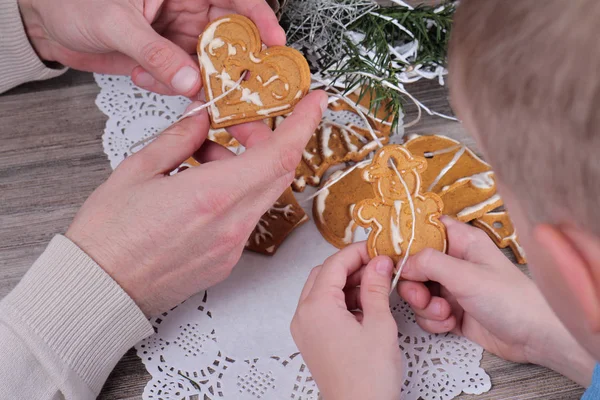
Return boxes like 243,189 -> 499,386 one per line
0,70 -> 585,399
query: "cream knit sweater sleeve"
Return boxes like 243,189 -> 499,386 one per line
0,0 -> 67,94
0,236 -> 154,399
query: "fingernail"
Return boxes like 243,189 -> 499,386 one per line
172,66 -> 199,94
136,71 -> 155,87
433,302 -> 441,316
375,257 -> 393,276
320,95 -> 329,113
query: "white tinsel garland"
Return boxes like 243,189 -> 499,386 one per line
282,0 -> 457,126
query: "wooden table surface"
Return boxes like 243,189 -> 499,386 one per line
0,70 -> 585,400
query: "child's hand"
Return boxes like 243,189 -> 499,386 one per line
398,217 -> 595,386
291,243 -> 402,400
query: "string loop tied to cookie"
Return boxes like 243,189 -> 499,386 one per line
311,77 -> 417,292
128,74 -> 246,154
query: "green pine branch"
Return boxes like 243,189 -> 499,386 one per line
326,2 -> 455,131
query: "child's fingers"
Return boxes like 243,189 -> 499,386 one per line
400,248 -> 476,297
399,281 -> 453,321
442,216 -> 504,264
397,280 -> 431,310
311,242 -> 370,294
298,265 -> 322,304
360,256 -> 394,318
414,297 -> 453,322
415,314 -> 457,334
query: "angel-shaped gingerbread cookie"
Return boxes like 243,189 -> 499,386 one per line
352,145 -> 447,264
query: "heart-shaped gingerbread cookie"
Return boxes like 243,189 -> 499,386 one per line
197,15 -> 311,128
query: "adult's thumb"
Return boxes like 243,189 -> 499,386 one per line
113,18 -> 201,96
360,256 -> 394,317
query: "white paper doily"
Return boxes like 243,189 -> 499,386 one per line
94,74 -> 491,400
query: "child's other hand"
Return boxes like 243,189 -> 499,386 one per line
291,243 -> 402,400
398,217 -> 595,386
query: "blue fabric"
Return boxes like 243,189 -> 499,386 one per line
583,364 -> 600,399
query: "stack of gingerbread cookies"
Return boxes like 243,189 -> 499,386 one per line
181,14 -> 525,263
313,134 -> 526,264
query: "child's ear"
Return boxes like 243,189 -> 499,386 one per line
535,224 -> 600,332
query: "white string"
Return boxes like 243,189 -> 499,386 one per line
311,76 -> 416,291
389,0 -> 414,10
389,160 -> 416,292
369,11 -> 415,38
303,161 -> 364,203
128,74 -> 245,154
351,71 -> 459,122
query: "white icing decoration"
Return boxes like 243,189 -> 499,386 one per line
208,38 -> 225,55
320,125 -> 334,158
343,204 -> 357,244
240,88 -> 264,106
295,90 -> 303,99
216,69 -> 237,93
198,18 -> 231,121
474,217 -> 526,260
315,187 -> 330,223
257,105 -> 290,116
268,203 -> 296,220
198,18 -> 230,76
228,43 -> 237,56
249,52 -> 262,63
341,129 -> 359,153
456,194 -> 502,219
265,245 -> 275,253
427,146 -> 466,192
303,150 -> 314,161
262,75 -> 280,87
357,206 -> 383,256
390,200 -> 404,255
440,171 -> 495,192
468,171 -> 495,189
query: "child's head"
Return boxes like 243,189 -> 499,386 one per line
449,0 -> 600,358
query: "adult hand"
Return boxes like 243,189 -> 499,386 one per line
18,0 -> 285,96
291,243 -> 403,400
66,91 -> 327,317
398,216 -> 595,386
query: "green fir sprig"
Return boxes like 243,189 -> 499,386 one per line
333,3 -> 455,130
283,1 -> 456,131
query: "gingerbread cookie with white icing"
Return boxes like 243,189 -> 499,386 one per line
329,88 -> 395,135
175,156 -> 202,173
292,122 -> 390,192
352,145 -> 447,265
472,211 -> 527,264
208,119 -> 274,152
245,187 -> 309,255
313,161 -> 374,249
404,134 -> 503,222
197,15 -> 311,128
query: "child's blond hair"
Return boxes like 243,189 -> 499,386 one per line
449,0 -> 600,233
